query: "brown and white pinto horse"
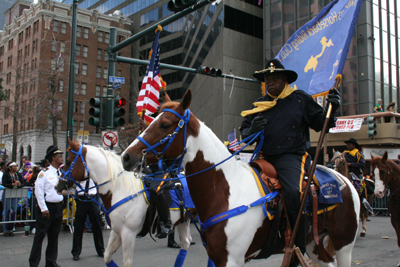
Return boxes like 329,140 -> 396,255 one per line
371,152 -> 400,267
331,150 -> 375,237
121,90 -> 360,267
57,140 -> 194,267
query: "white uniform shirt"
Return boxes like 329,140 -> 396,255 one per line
76,179 -> 97,196
35,165 -> 64,212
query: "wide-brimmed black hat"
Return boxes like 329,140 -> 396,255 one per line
253,59 -> 298,84
344,138 -> 361,150
45,145 -> 63,160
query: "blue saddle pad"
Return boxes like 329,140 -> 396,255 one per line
314,167 -> 343,205
170,175 -> 195,210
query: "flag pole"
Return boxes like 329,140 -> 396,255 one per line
280,77 -> 340,267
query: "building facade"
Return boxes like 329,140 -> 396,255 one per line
0,0 -> 131,163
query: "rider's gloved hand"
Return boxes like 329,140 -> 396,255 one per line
326,88 -> 341,114
249,114 -> 268,135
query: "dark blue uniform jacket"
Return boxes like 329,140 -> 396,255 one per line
344,150 -> 365,174
240,90 -> 336,156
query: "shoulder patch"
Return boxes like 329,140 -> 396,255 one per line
43,168 -> 49,172
39,173 -> 44,178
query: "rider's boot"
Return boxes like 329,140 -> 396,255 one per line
154,193 -> 173,239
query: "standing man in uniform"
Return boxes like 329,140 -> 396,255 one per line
240,59 -> 340,267
71,178 -> 104,261
28,146 -> 64,267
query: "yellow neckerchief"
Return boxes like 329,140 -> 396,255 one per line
241,84 -> 297,117
345,148 -> 364,162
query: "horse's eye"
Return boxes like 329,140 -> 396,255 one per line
160,122 -> 170,129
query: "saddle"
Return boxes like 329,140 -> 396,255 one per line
250,159 -> 326,247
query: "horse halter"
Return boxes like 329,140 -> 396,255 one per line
137,108 -> 191,171
60,145 -> 91,190
332,154 -> 345,172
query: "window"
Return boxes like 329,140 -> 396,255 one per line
59,59 -> 64,72
26,26 -> 31,39
104,51 -> 108,61
103,68 -> 108,79
53,20 -> 59,32
117,70 -> 122,76
81,83 -> 86,95
58,80 -> 64,92
83,27 -> 89,39
75,63 -> 79,74
82,64 -> 87,75
61,22 -> 67,34
19,32 -> 23,43
98,31 -> 103,42
57,120 -> 62,131
57,100 -> 62,111
6,72 -> 11,84
76,26 -> 81,37
76,44 -> 81,56
25,45 -> 30,57
8,39 -> 13,50
52,39 -> 57,51
79,121 -> 84,131
82,46 -> 88,57
105,33 -> 110,44
60,42 -> 65,53
4,124 -> 8,135
96,67 -> 101,78
0,46 -> 3,56
103,86 -> 107,97
0,62 -> 3,72
74,101 -> 78,113
73,121 -> 77,132
74,83 -> 79,94
95,85 -> 101,96
33,20 -> 39,34
80,102 -> 85,114
17,49 -> 22,62
97,49 -> 102,60
7,56 -> 12,67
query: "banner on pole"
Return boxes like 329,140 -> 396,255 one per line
83,131 -> 89,145
329,118 -> 364,133
77,131 -> 83,144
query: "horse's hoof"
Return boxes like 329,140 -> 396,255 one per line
360,232 -> 365,237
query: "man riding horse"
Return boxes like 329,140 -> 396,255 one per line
240,59 -> 340,267
344,138 -> 374,214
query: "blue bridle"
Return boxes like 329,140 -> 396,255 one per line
137,108 -> 191,172
59,145 -> 148,221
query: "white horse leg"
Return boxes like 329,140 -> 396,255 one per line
306,240 -> 336,267
360,214 -> 367,237
104,230 -> 122,265
121,228 -> 137,267
177,220 -> 192,250
335,242 -> 355,267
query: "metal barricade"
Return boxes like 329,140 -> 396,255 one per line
1,187 -> 76,233
1,187 -> 35,228
372,193 -> 389,216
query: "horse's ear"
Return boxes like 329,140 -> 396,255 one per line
370,153 -> 374,160
332,148 -> 336,154
383,151 -> 388,161
179,89 -> 192,110
68,138 -> 73,146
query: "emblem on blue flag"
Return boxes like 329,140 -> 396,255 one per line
275,0 -> 363,97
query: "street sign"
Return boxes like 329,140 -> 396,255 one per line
102,131 -> 118,148
112,82 -> 121,90
109,76 -> 125,84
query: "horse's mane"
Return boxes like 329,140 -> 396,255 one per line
93,146 -> 142,195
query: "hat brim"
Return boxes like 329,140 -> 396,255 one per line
253,69 -> 298,84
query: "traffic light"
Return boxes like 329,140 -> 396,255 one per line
167,0 -> 198,12
88,98 -> 101,127
197,65 -> 222,77
367,116 -> 377,139
114,96 -> 126,127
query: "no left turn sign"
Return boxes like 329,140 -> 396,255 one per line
102,131 -> 118,148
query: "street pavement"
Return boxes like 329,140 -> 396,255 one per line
0,215 -> 399,267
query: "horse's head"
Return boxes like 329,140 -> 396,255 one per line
371,151 -> 394,198
331,149 -> 347,176
122,89 -> 197,172
56,138 -> 88,193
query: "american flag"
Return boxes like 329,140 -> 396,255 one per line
228,130 -> 241,152
136,28 -> 166,124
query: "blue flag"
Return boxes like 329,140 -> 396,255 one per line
275,0 -> 363,97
